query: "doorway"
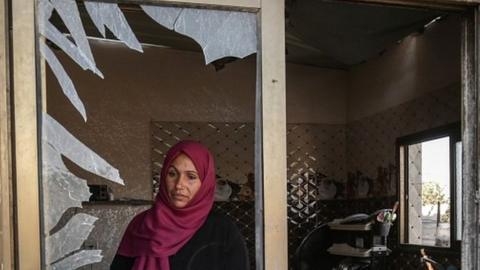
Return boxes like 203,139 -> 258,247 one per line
284,1 -> 475,269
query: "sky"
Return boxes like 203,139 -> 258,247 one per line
421,136 -> 450,193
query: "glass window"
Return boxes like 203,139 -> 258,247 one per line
398,124 -> 460,249
36,1 -> 259,268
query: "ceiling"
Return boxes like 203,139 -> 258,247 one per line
51,1 -> 451,70
285,0 -> 448,69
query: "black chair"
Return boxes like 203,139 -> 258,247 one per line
293,224 -> 337,270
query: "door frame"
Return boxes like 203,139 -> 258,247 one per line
460,6 -> 479,269
0,0 -> 13,269
3,0 -> 480,269
5,0 -> 287,269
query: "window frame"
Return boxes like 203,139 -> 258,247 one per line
5,0 -> 480,269
396,122 -> 461,254
7,0 -> 287,269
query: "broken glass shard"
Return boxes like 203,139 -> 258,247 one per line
43,113 -> 124,185
40,42 -> 87,121
45,213 -> 98,264
51,250 -> 102,270
50,0 -> 96,65
85,2 -> 143,52
141,6 -> 257,64
141,5 -> 182,30
42,143 -> 91,232
38,0 -> 104,78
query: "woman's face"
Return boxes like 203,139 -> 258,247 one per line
165,153 -> 202,208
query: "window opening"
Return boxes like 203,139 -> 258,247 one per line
37,1 -> 258,268
398,124 -> 460,249
283,0 -> 463,267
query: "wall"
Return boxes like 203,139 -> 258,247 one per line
46,13 -> 461,270
285,14 -> 462,269
343,15 -> 462,270
346,83 -> 460,182
286,64 -> 348,124
47,40 -> 348,200
347,15 -> 461,121
343,13 -> 461,181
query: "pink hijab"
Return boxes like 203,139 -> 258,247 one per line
117,140 -> 216,270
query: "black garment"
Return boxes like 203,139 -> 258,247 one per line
110,212 -> 249,270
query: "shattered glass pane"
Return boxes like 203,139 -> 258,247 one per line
45,213 -> 98,263
51,250 -> 102,270
41,20 -> 104,78
141,5 -> 257,64
42,143 -> 91,232
50,0 -> 96,67
42,112 -> 124,269
141,5 -> 182,30
84,2 -> 143,52
40,42 -> 87,121
38,0 -> 99,121
38,1 -> 258,269
43,113 -> 123,185
39,0 -> 103,78
37,0 -> 53,30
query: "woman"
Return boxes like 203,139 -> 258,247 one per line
111,140 -> 249,270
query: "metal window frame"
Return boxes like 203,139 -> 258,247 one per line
460,7 -> 479,269
0,0 -> 13,269
397,123 -> 462,253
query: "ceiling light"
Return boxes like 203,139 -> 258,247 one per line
423,16 -> 443,30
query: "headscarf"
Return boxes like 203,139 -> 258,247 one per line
117,140 -> 216,270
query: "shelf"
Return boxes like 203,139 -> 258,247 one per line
328,221 -> 373,231
82,200 -> 154,206
327,244 -> 371,258
327,244 -> 392,258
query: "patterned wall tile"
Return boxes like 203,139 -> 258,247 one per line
287,124 -> 346,183
346,84 -> 460,196
151,122 -> 255,197
286,124 -> 347,263
151,121 -> 256,269
149,83 -> 461,270
214,201 -> 255,270
288,84 -> 460,269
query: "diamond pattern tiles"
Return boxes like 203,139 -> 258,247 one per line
214,201 -> 255,270
407,144 -> 423,244
286,124 -> 347,263
151,122 -> 254,195
151,121 -> 256,269
287,85 -> 460,268
287,124 -> 346,183
149,84 -> 460,270
346,84 -> 460,195
151,121 -> 347,269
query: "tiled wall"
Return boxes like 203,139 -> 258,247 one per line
151,121 -> 257,269
150,122 -> 255,198
346,83 -> 460,182
286,124 -> 347,261
214,202 -> 255,270
144,83 -> 460,270
343,84 -> 461,270
287,84 -> 461,269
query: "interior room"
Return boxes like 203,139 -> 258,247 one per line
285,1 -> 462,269
43,1 -> 463,269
